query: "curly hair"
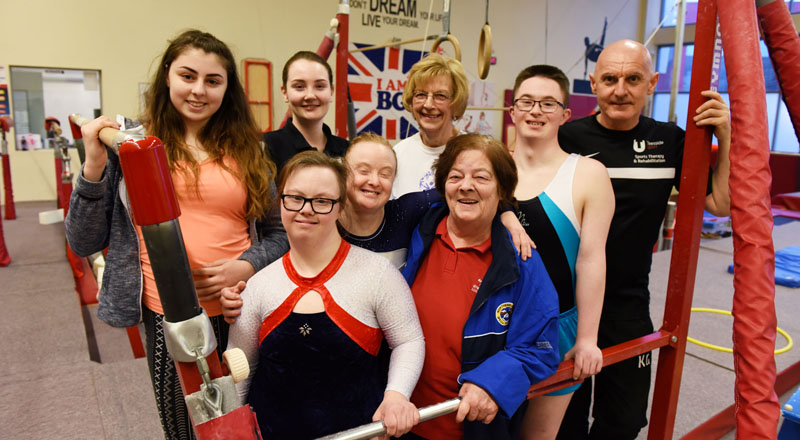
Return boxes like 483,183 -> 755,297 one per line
401,53 -> 469,119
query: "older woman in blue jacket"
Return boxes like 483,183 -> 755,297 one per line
402,133 -> 560,440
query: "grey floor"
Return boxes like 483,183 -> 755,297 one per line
637,220 -> 800,439
0,201 -> 162,440
1,201 -> 798,439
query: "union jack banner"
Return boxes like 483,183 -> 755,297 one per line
348,43 -> 424,140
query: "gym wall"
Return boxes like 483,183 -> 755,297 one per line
0,0 -> 642,202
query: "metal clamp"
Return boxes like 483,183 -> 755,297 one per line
194,348 -> 223,419
162,312 -> 217,363
59,138 -> 74,183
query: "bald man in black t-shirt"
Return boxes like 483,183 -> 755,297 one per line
556,39 -> 731,440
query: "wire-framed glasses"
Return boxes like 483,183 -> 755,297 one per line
281,194 -> 338,214
413,91 -> 452,104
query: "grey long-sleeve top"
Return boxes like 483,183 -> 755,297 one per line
65,146 -> 289,327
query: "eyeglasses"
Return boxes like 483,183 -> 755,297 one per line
513,98 -> 566,113
281,194 -> 338,214
412,91 -> 452,104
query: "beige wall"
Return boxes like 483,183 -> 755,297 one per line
1,0 -> 640,202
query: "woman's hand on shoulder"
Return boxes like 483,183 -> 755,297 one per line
371,390 -> 419,439
82,116 -> 119,182
456,382 -> 499,424
220,280 -> 246,325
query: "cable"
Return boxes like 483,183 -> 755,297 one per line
644,0 -> 682,46
419,0 -> 435,55
687,307 -> 793,355
406,0 -> 436,140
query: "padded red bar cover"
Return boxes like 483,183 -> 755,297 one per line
719,1 -> 780,437
117,136 -> 181,226
758,0 -> 800,150
44,117 -> 60,131
0,116 -> 11,132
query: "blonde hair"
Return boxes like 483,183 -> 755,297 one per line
402,54 -> 469,119
345,132 -> 398,175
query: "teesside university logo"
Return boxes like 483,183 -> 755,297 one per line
348,43 -> 423,140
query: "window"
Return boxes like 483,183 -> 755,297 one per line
9,66 -> 101,150
661,0 -> 800,27
653,42 -> 798,152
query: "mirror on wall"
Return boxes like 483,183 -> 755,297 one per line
10,66 -> 101,150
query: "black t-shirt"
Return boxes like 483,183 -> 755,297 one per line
263,118 -> 349,176
559,114 -> 695,319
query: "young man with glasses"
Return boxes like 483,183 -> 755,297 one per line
508,65 -> 615,440
556,39 -> 731,440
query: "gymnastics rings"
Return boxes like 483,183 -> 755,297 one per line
430,0 -> 461,61
431,35 -> 461,61
687,307 -> 793,355
477,0 -> 492,79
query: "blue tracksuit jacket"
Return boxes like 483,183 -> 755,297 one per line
402,204 -> 560,440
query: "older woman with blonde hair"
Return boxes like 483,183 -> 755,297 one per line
392,53 -> 469,198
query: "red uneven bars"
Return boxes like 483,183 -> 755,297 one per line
649,0 -> 719,437
335,0 -> 349,139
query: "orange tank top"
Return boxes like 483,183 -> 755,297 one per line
137,158 -> 251,317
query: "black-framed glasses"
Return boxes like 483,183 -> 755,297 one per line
513,98 -> 566,113
281,194 -> 338,214
412,91 -> 452,104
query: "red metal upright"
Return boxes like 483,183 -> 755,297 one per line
649,0 -> 718,437
1,115 -> 15,220
0,211 -> 10,267
335,0 -> 350,138
719,0 -> 780,437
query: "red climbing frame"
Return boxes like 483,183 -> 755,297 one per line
531,0 -> 783,438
